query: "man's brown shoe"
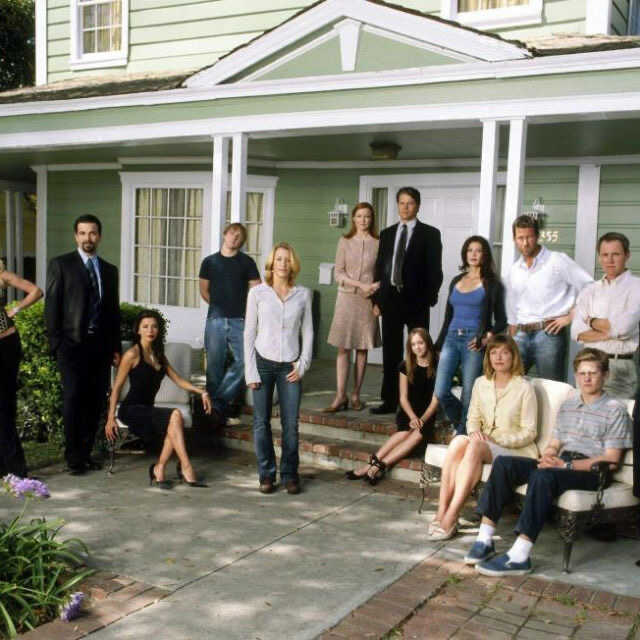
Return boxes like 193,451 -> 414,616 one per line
285,480 -> 301,495
259,480 -> 275,494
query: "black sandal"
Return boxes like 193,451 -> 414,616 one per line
366,455 -> 387,486
345,454 -> 376,480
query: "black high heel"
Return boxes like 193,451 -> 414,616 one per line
366,456 -> 387,486
148,463 -> 172,489
176,461 -> 208,488
345,454 -> 375,480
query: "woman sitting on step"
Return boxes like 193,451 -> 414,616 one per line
346,327 -> 438,485
429,334 -> 538,540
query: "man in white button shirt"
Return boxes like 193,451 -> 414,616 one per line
572,232 -> 640,398
506,215 -> 592,381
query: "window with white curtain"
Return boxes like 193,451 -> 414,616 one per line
459,0 -> 527,10
133,187 -> 202,308
225,192 -> 265,264
442,0 -> 541,28
70,0 -> 128,69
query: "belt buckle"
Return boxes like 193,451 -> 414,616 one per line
456,328 -> 465,336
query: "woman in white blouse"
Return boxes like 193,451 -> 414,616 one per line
244,242 -> 313,495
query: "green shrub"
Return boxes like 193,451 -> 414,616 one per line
13,301 -> 169,444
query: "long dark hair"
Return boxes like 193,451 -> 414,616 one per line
405,328 -> 436,383
133,310 -> 167,367
459,235 -> 497,286
343,202 -> 379,239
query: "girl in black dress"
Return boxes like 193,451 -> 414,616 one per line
105,310 -> 212,488
346,328 -> 439,485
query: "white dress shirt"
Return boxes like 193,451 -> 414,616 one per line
390,217 -> 417,287
571,269 -> 640,355
244,283 -> 314,385
506,246 -> 592,325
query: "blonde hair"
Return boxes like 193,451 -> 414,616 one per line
264,242 -> 301,286
223,222 -> 247,246
404,328 -> 436,383
483,334 -> 524,378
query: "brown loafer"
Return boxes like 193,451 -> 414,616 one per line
259,480 -> 275,494
285,480 -> 301,495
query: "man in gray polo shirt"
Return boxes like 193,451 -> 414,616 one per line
463,347 -> 632,576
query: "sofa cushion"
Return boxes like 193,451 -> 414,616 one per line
515,481 -> 640,511
530,378 -> 574,452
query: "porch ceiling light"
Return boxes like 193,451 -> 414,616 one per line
369,142 -> 402,161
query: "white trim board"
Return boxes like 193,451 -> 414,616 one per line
4,91 -> 640,152
30,165 -> 47,289
4,48 -> 640,118
35,0 -> 47,86
40,154 -> 640,173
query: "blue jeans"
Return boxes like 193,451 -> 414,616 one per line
513,328 -> 566,382
204,317 -> 245,415
434,328 -> 484,435
252,353 -> 301,484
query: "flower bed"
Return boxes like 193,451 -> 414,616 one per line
0,475 -> 93,638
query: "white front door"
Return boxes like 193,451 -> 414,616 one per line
360,174 -> 481,364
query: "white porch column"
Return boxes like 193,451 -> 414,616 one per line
210,136 -> 229,252
32,165 -> 48,289
14,192 -> 24,299
477,119 -> 500,241
230,133 -> 248,224
500,118 -> 528,279
574,165 -> 601,276
5,191 -> 16,303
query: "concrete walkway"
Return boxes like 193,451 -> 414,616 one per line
2,451 -> 640,639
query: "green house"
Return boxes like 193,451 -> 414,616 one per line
1,0 -> 640,361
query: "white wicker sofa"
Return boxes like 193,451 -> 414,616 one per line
108,341 -> 194,471
421,377 -> 638,572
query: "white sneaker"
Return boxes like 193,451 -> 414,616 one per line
226,416 -> 242,426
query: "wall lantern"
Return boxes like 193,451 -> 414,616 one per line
328,198 -> 349,227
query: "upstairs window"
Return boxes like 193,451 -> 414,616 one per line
459,0 -> 528,10
70,0 -> 128,70
442,0 -> 542,29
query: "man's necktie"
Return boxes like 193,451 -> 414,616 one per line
86,258 -> 101,330
393,224 -> 407,289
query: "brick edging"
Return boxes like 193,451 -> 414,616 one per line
18,571 -> 170,639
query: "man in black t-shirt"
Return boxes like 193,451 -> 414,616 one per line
199,223 -> 260,423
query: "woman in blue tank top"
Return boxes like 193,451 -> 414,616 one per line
434,236 -> 506,435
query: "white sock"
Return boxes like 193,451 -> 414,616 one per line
477,523 -> 495,546
507,537 -> 533,563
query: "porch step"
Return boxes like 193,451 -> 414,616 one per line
221,421 -> 424,484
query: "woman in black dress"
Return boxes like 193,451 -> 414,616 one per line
105,310 -> 211,488
345,328 -> 439,484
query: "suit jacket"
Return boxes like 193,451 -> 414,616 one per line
373,220 -> 443,314
45,251 -> 121,355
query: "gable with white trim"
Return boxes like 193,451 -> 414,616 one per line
185,0 -> 530,88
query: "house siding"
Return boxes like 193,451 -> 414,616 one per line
47,0 -> 442,83
598,165 -> 640,275
46,0 -> 588,84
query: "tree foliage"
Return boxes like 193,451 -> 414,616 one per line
0,0 -> 35,91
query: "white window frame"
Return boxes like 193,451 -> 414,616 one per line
441,0 -> 543,30
70,0 -> 129,71
119,171 -> 277,345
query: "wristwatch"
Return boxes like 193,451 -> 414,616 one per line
564,460 -> 573,470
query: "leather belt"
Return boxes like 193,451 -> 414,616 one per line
604,352 -> 635,361
516,321 -> 547,333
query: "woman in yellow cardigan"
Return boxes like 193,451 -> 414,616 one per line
429,334 -> 538,540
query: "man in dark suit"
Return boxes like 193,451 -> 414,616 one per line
45,215 -> 121,474
371,187 -> 443,414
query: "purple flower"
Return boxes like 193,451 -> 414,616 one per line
60,592 -> 85,622
2,474 -> 50,499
